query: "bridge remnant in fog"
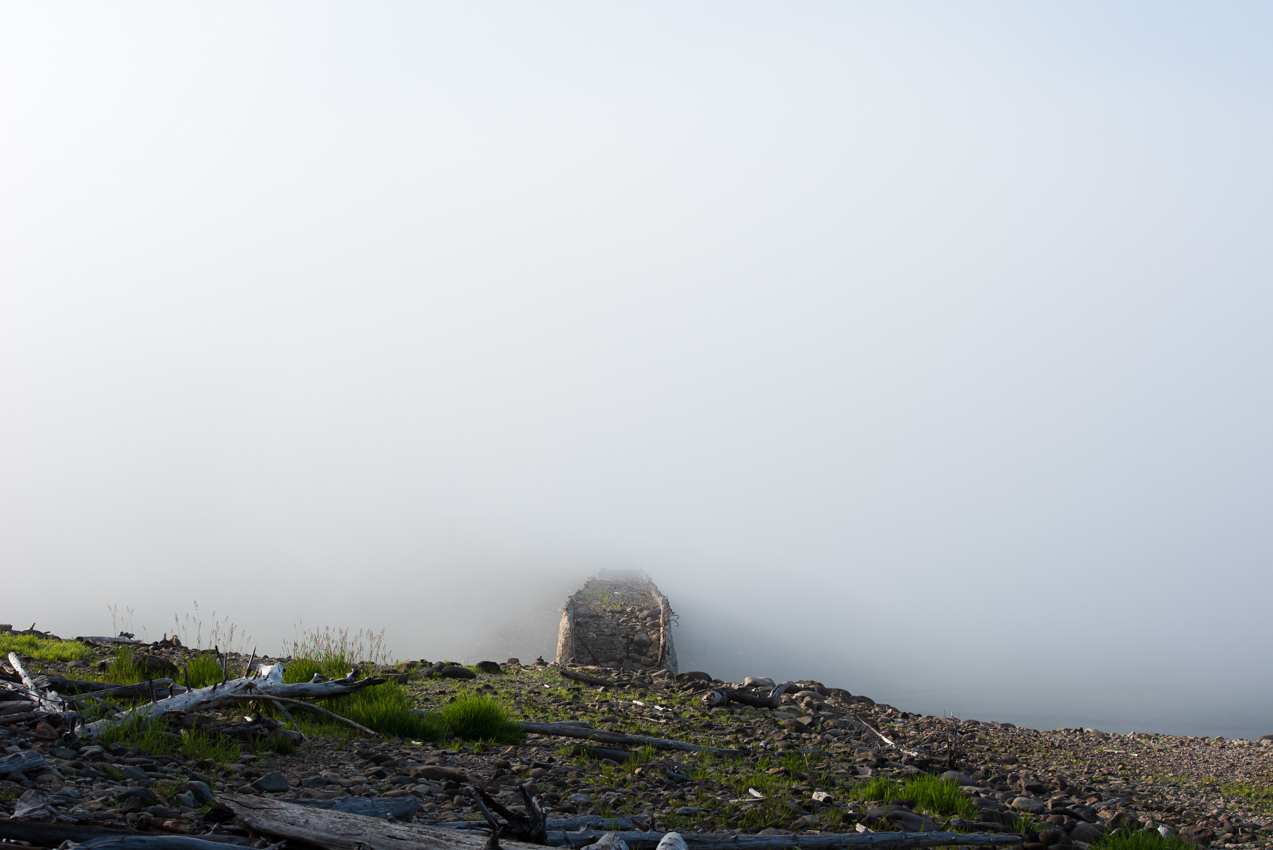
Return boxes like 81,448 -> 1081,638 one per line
555,570 -> 678,674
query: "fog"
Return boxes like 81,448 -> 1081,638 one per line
2,4 -> 1271,740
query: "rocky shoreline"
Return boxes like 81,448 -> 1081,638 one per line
1,630 -> 1271,849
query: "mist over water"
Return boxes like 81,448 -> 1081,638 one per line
2,4 -> 1272,742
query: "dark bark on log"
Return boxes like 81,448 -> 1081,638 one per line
701,682 -> 794,710
557,668 -> 616,688
0,821 -> 250,847
76,836 -> 257,850
433,817 -> 642,832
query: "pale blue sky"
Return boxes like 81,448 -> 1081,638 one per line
2,4 -> 1271,737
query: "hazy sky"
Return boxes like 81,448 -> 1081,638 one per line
2,4 -> 1271,738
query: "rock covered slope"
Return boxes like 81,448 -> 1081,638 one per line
1,632 -> 1272,848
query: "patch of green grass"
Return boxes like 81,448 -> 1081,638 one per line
0,633 -> 93,663
93,713 -> 240,764
1221,781 -> 1273,814
1094,830 -> 1191,850
851,774 -> 976,819
182,652 -> 224,689
433,693 -> 524,743
101,646 -> 149,685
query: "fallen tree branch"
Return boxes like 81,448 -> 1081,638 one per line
701,682 -> 794,710
849,714 -> 919,757
224,693 -> 379,737
521,722 -> 731,755
81,673 -> 385,737
217,794 -> 1017,850
557,667 -> 616,688
0,820 -> 250,848
216,793 -> 543,850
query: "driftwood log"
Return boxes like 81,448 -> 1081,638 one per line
557,668 -> 617,688
0,821 -> 250,847
216,793 -> 544,850
521,722 -> 730,755
81,671 -> 385,737
701,682 -> 793,710
218,794 -> 1019,850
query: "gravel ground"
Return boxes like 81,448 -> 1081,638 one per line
3,642 -> 1271,849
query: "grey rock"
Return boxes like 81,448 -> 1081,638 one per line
476,661 -> 502,674
1069,821 -> 1106,843
119,765 -> 150,784
568,793 -> 593,804
115,787 -> 157,804
185,780 -> 214,806
175,791 -> 197,808
744,677 -> 776,688
50,747 -> 77,760
438,665 -> 476,680
252,771 -> 290,793
940,770 -> 978,786
883,809 -> 943,832
1013,796 -> 1046,814
301,774 -> 329,788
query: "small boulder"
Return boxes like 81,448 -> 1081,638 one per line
475,661 -> 502,674
940,770 -> 978,786
438,665 -> 476,679
1180,825 -> 1214,846
1069,821 -> 1105,843
1013,796 -> 1046,814
415,766 -> 469,783
252,772 -> 290,793
119,765 -> 150,784
505,658 -> 520,666
185,781 -> 214,806
744,677 -> 776,688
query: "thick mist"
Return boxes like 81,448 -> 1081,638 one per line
2,4 -> 1271,740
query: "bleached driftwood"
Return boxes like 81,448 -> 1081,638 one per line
219,794 -> 1018,850
81,669 -> 384,737
217,793 -> 543,850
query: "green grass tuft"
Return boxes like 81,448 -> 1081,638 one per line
93,713 -> 240,764
852,774 -> 976,819
0,633 -> 93,663
433,693 -> 524,743
182,652 -> 225,689
1094,830 -> 1191,850
103,646 -> 149,685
